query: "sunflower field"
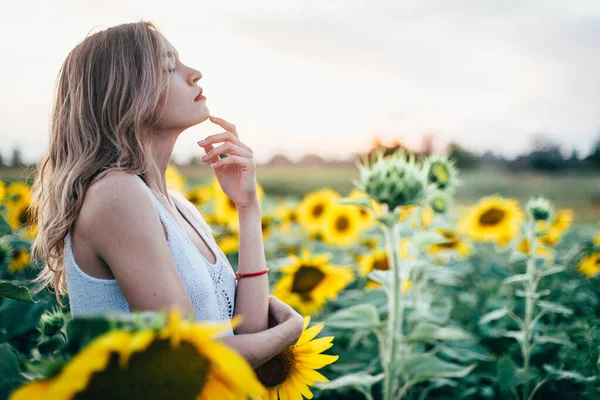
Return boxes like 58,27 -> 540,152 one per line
0,151 -> 599,400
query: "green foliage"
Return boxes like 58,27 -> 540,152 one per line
0,281 -> 35,303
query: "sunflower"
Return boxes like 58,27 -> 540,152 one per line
358,242 -> 412,291
516,239 -> 554,260
398,204 -> 434,229
255,316 -> 338,400
262,215 -> 275,240
321,204 -> 363,247
427,229 -> 471,258
217,234 -> 239,254
10,308 -> 265,400
358,248 -> 390,289
185,185 -> 213,207
165,164 -> 186,192
274,204 -> 299,234
273,249 -> 354,315
347,188 -> 376,229
0,180 -> 6,205
458,196 -> 524,247
6,202 -> 38,239
8,248 -> 30,274
296,189 -> 340,236
539,209 -> 573,246
5,181 -> 32,210
212,180 -> 264,232
360,236 -> 379,250
577,253 -> 600,278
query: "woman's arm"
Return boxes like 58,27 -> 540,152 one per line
221,296 -> 304,368
233,202 -> 269,334
84,173 -> 303,367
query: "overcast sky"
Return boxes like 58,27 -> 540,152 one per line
1,0 -> 599,163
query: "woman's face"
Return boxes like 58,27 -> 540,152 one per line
155,38 -> 209,132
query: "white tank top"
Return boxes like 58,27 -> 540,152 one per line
64,174 -> 236,336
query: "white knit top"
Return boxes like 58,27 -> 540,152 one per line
64,174 -> 236,336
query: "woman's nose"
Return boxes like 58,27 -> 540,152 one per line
191,69 -> 202,85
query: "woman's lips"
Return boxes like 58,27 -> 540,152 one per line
194,89 -> 205,101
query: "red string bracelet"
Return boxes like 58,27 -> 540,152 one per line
235,268 -> 269,280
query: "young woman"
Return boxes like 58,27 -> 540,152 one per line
30,20 -> 303,367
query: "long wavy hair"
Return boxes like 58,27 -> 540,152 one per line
30,20 -> 174,305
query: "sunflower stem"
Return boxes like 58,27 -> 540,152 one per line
382,220 -> 403,400
521,219 -> 537,400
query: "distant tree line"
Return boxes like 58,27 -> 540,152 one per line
3,131 -> 600,173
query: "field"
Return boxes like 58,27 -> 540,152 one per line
3,165 -> 599,224
0,159 -> 599,400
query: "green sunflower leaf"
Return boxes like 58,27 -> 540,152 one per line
0,281 -> 35,303
315,372 -> 383,390
537,266 -> 566,278
412,232 -> 449,248
537,300 -> 573,315
325,304 -> 381,330
0,343 -> 25,399
543,365 -> 597,384
502,274 -> 529,285
396,353 -> 476,385
0,215 -> 11,237
479,307 -> 509,325
404,322 -> 472,343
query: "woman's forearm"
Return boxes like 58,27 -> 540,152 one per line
221,317 -> 302,368
233,201 -> 269,334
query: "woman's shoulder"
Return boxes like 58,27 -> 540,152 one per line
78,170 -> 155,240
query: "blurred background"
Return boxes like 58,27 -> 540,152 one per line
2,0 -> 599,222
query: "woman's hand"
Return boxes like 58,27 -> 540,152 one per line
268,295 -> 304,345
198,116 -> 258,210
221,296 -> 305,368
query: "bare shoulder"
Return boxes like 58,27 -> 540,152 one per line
77,171 -> 194,315
78,171 -> 159,250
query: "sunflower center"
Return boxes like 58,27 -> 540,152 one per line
311,203 -> 325,218
335,215 -> 350,232
18,206 -> 32,226
255,348 -> 295,388
478,208 -> 505,226
291,266 -> 325,300
372,256 -> 389,271
75,339 -> 211,400
436,231 -> 458,249
228,198 -> 237,211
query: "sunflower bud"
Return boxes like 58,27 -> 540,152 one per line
38,307 -> 67,339
426,155 -> 457,190
356,150 -> 428,213
526,197 -> 554,222
428,190 -> 452,214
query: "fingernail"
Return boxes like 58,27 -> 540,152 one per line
201,154 -> 207,161
197,139 -> 205,145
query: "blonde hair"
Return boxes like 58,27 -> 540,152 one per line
30,20 -> 174,305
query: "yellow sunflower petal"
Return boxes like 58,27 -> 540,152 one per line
294,354 -> 339,370
294,336 -> 334,354
297,369 -> 329,385
9,379 -> 54,400
296,322 -> 325,347
289,373 -> 314,399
